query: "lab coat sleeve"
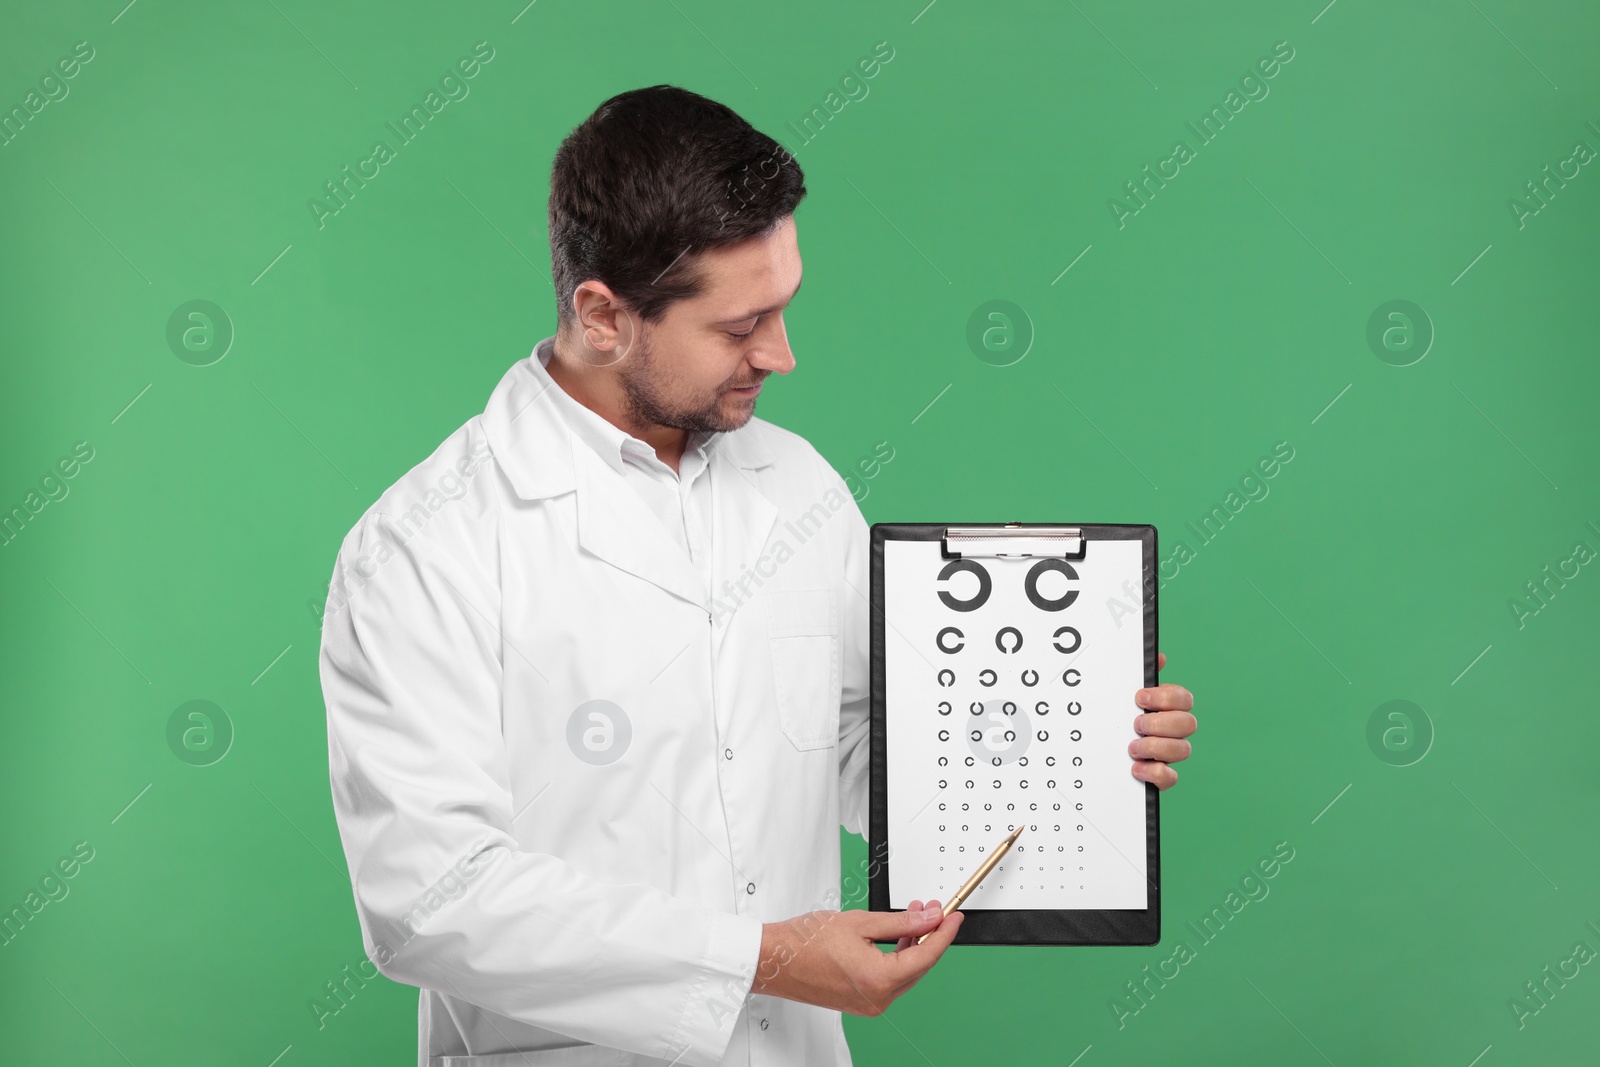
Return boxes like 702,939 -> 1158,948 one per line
320,510 -> 763,1067
835,484 -> 872,840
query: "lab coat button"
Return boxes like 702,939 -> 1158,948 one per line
760,1018 -> 769,1031
746,881 -> 756,894
725,748 -> 733,759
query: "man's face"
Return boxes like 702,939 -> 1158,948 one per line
618,215 -> 802,435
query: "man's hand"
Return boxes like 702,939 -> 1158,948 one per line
752,902 -> 962,1016
1130,651 -> 1196,790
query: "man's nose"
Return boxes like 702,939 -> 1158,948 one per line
750,315 -> 796,375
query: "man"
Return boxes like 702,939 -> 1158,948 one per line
319,85 -> 1197,1067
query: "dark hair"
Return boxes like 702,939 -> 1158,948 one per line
548,85 -> 806,328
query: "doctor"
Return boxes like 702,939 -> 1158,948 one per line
320,85 -> 1197,1067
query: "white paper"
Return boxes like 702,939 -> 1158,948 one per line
883,538 -> 1149,910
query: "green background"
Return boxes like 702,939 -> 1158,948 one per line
3,0 -> 1596,1063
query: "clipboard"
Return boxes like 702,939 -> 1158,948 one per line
867,522 -> 1161,946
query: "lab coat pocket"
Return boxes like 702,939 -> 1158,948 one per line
765,587 -> 840,751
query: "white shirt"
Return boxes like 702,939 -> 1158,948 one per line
319,338 -> 874,1067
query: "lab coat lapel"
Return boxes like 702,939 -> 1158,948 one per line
573,444 -> 709,611
486,339 -> 784,617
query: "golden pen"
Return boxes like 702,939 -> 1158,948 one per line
914,824 -> 1024,945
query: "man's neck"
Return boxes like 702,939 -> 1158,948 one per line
548,332 -> 688,473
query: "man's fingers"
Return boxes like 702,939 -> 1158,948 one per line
1129,663 -> 1193,794
1132,759 -> 1179,789
887,910 -> 964,979
893,900 -> 926,952
1133,709 -> 1197,739
1128,735 -> 1192,763
1134,683 -> 1193,712
856,903 -> 944,943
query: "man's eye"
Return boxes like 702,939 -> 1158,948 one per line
725,317 -> 758,339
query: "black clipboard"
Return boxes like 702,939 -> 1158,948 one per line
867,522 -> 1161,946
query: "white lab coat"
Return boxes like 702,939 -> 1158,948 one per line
319,340 -> 873,1067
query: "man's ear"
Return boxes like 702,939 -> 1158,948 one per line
572,281 -> 637,360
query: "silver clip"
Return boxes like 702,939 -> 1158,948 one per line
942,523 -> 1085,559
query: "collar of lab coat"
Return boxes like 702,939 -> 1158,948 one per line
482,337 -> 782,614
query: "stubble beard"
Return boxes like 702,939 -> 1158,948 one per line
618,329 -> 760,435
